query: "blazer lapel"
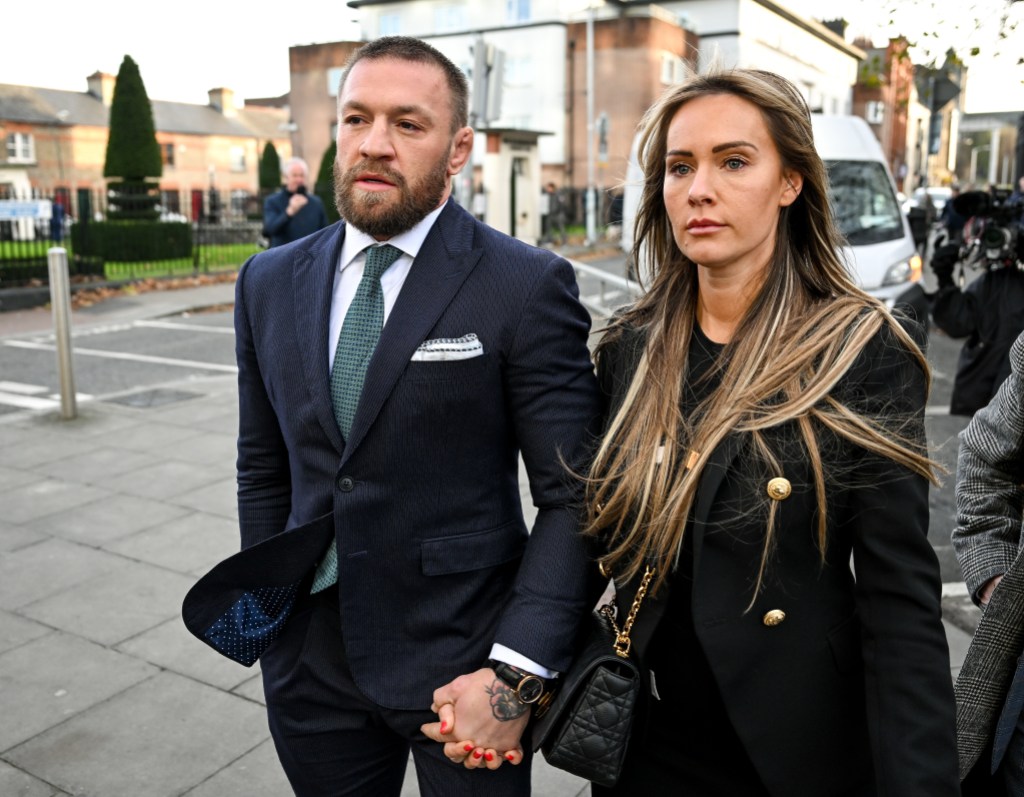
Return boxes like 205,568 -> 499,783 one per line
293,224 -> 347,454
342,200 -> 483,459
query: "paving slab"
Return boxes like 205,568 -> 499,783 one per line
0,538 -> 126,611
25,493 -> 191,547
18,559 -> 195,647
0,609 -> 52,655
231,673 -> 266,705
113,460 -> 231,501
1,479 -> 112,525
168,478 -> 239,522
28,446 -> 161,485
182,738 -> 292,797
0,632 -> 157,752
116,616 -> 257,692
106,510 -> 238,576
0,521 -> 50,554
0,431 -> 97,469
161,431 -> 238,466
103,422 -> 207,454
6,671 -> 270,797
0,759 -> 66,797
0,464 -> 43,492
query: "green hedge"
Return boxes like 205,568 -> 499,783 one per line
0,255 -> 104,286
72,220 -> 192,262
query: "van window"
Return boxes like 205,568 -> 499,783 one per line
823,160 -> 904,246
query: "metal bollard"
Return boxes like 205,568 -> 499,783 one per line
47,247 -> 77,420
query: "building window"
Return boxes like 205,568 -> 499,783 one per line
505,0 -> 529,23
161,143 -> 175,167
327,67 -> 345,97
379,13 -> 400,36
434,4 -> 465,31
865,101 -> 885,125
230,146 -> 246,172
5,132 -> 35,163
660,53 -> 685,85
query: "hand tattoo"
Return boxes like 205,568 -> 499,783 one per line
486,679 -> 529,721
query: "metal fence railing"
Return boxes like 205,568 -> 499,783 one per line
0,187 -> 275,289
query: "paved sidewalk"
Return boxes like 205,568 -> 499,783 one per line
0,280 -> 972,796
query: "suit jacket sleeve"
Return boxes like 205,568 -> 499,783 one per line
234,255 -> 293,549
492,256 -> 603,671
953,332 -> 1024,602
843,324 -> 959,794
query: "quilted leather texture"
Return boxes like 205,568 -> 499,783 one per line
540,658 -> 639,786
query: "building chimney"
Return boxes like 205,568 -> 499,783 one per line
208,87 -> 236,117
87,71 -> 116,106
821,18 -> 848,39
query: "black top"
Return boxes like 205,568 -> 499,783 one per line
612,324 -> 771,795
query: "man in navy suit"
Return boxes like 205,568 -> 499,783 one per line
262,157 -> 329,248
230,36 -> 600,795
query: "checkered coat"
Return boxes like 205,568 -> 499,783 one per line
953,331 -> 1024,782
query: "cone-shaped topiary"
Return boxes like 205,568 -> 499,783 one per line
103,55 -> 162,220
259,141 -> 282,191
315,140 -> 340,224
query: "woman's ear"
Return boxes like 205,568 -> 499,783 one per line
780,170 -> 803,207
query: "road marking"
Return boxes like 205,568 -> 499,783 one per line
942,581 -> 969,597
0,380 -> 47,395
925,405 -> 950,416
134,320 -> 234,334
3,340 -> 238,373
0,390 -> 92,411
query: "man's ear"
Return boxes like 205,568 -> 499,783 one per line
448,127 -> 474,176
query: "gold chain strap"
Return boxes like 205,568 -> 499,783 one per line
604,565 -> 655,659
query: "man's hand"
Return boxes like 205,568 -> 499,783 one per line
421,668 -> 529,769
286,193 -> 309,217
979,574 -> 1004,606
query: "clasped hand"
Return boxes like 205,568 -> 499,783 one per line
420,667 -> 528,770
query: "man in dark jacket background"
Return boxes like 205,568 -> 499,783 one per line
262,157 -> 329,247
930,188 -> 1024,415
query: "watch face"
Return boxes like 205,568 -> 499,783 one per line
518,676 -> 545,704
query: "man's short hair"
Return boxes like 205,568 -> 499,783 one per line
337,36 -> 470,133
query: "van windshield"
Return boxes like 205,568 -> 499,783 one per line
824,160 -> 904,246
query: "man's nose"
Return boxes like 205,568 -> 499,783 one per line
359,119 -> 396,159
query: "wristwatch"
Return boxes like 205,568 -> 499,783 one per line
487,659 -> 548,704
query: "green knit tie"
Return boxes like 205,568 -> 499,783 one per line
311,243 -> 402,594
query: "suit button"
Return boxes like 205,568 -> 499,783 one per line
337,475 -> 355,492
762,609 -> 786,627
766,477 -> 791,501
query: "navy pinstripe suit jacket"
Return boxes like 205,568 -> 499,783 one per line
221,198 -> 602,710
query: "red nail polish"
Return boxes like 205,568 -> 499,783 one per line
464,744 -> 474,752
506,753 -> 515,761
440,722 -> 448,733
473,750 -> 483,759
485,752 -> 494,761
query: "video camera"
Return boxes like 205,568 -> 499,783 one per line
952,188 -> 1024,270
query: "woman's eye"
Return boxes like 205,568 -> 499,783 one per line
724,157 -> 745,170
670,162 -> 692,176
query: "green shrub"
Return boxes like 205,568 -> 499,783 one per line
72,220 -> 191,261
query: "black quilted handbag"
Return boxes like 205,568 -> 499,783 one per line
531,566 -> 654,787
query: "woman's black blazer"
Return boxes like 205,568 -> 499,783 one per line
596,320 -> 959,797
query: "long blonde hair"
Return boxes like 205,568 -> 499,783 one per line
585,68 -> 937,597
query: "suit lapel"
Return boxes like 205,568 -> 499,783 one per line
691,432 -> 745,569
342,200 -> 483,459
293,224 -> 347,454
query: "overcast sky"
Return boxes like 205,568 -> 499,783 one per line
2,0 -> 1020,113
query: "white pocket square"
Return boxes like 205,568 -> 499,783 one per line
410,333 -> 484,362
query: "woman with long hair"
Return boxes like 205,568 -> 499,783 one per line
583,68 -> 959,795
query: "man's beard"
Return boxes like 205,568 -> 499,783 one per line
333,153 -> 450,239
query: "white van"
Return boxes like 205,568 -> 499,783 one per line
621,115 -> 925,322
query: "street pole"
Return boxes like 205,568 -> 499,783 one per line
47,247 -> 77,420
585,4 -> 597,245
